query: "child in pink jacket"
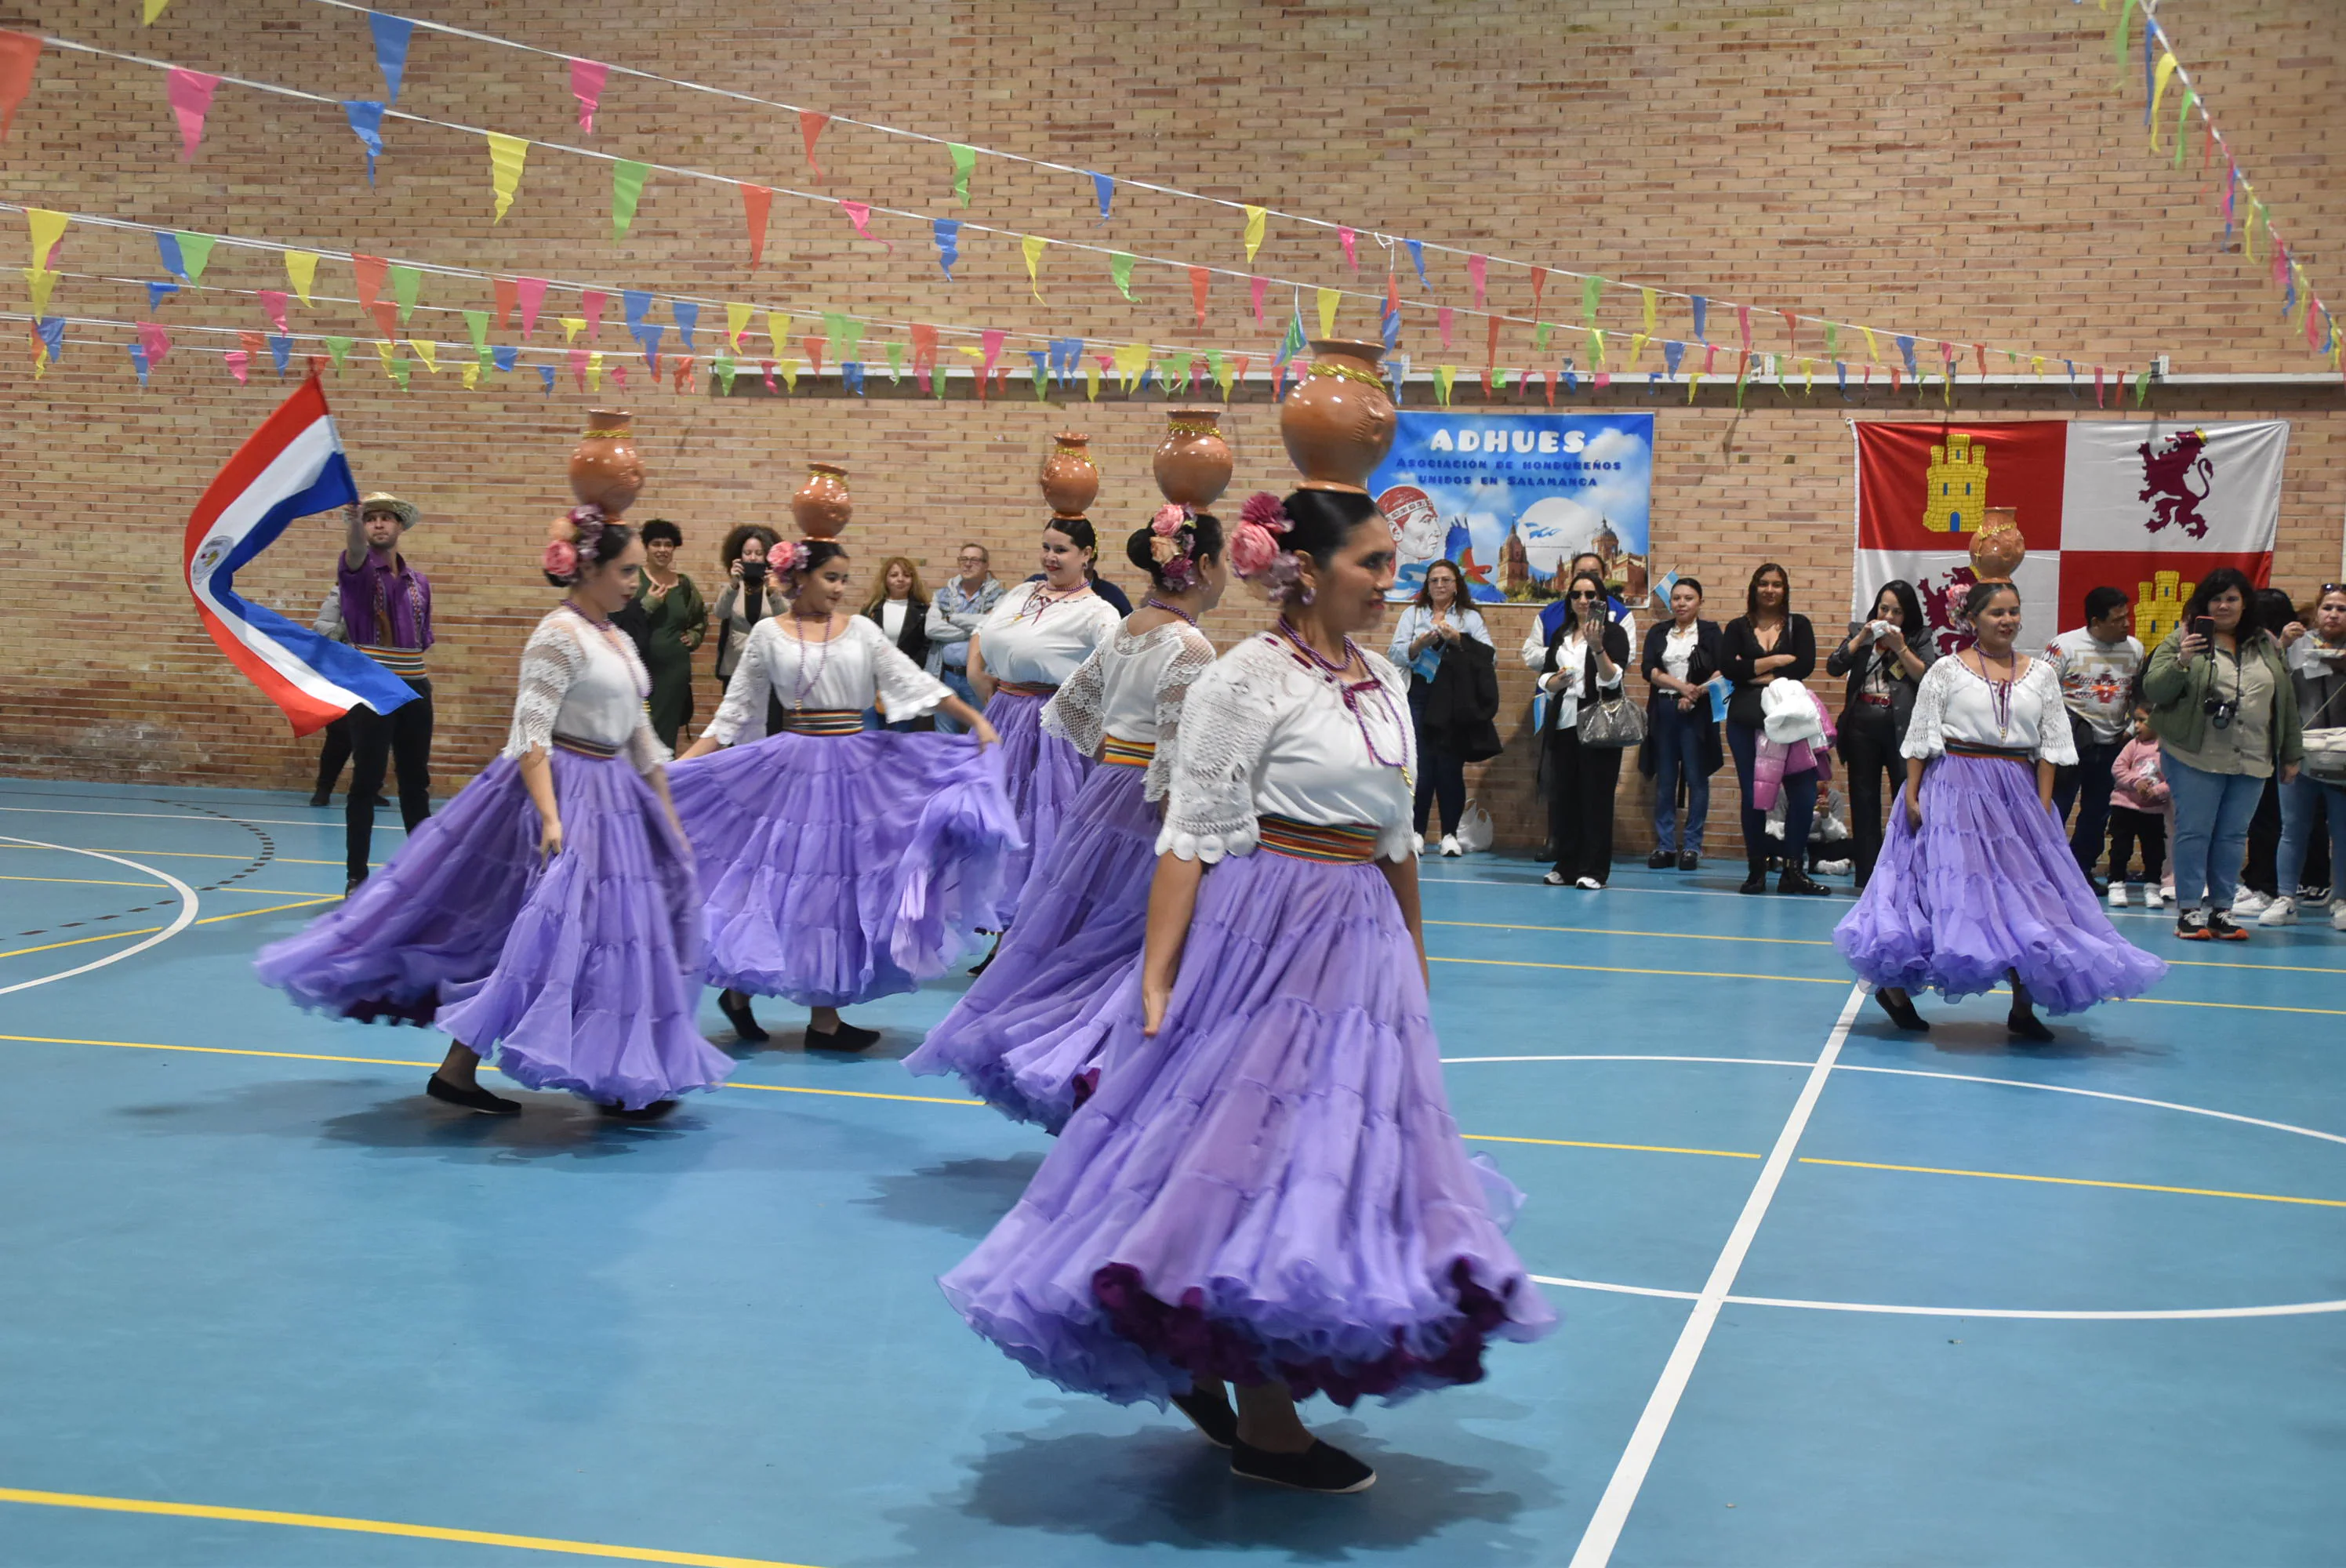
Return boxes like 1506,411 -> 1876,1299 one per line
2108,705 -> 2172,907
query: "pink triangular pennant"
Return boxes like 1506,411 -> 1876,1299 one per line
568,59 -> 608,134
167,67 -> 220,162
1467,254 -> 1487,310
1249,275 -> 1266,325
1338,227 -> 1357,269
224,349 -> 249,383
1439,306 -> 1453,349
569,346 -> 589,391
515,276 -> 548,341
257,290 -> 289,333
839,201 -> 890,250
137,321 -> 171,364
581,289 -> 607,342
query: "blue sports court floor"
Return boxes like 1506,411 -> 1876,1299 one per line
2,775 -> 2342,1567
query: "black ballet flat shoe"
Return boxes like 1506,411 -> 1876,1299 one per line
425,1074 -> 521,1116
1647,848 -> 1674,870
1872,991 -> 1930,1033
598,1098 -> 679,1121
308,788 -> 332,808
1230,1438 -> 1376,1494
343,872 -> 368,898
2006,1009 -> 2055,1044
1739,867 -> 1769,895
1678,851 -> 1699,871
1170,1388 -> 1238,1450
968,935 -> 1002,977
805,1021 -> 881,1053
717,993 -> 768,1044
1779,869 -> 1831,896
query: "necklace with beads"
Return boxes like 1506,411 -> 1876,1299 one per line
1016,579 -> 1091,624
1142,597 -> 1200,628
783,611 -> 840,710
1971,646 -> 2019,739
559,598 -> 649,698
1272,618 -> 1407,771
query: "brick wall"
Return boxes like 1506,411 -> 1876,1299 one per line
2,0 -> 2341,859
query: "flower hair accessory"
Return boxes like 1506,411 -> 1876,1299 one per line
767,538 -> 804,575
1149,503 -> 1199,590
1229,492 -> 1290,579
543,503 -> 607,586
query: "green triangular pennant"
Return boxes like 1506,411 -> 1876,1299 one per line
612,160 -> 652,241
948,143 -> 975,207
173,232 -> 216,285
388,265 -> 423,325
886,340 -> 904,383
1109,252 -> 1135,301
463,309 -> 488,354
325,335 -> 353,369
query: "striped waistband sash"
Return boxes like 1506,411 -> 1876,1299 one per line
1101,735 -> 1157,768
356,644 -> 427,678
776,707 -> 865,735
1945,742 -> 2034,762
552,733 -> 620,758
993,680 -> 1059,698
1257,815 -> 1381,863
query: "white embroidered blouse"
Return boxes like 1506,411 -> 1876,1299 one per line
1044,619 -> 1218,801
703,615 -> 951,746
1903,654 -> 2078,765
1157,631 -> 1418,864
972,579 -> 1122,688
503,607 -> 668,775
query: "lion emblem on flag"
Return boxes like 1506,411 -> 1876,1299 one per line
2137,429 -> 2214,539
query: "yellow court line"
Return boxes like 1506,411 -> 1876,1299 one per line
728,1080 -> 983,1107
1429,953 -> 1850,985
0,898 -> 339,962
1799,1156 -> 2346,1210
0,1486 -> 817,1568
0,873 -> 332,898
0,844 -> 350,866
1466,1132 -> 1760,1160
2124,995 -> 2346,1018
1426,919 -> 1832,948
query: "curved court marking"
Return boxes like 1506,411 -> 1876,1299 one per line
1527,1274 -> 2346,1321
0,1485 -> 813,1567
0,840 -> 198,995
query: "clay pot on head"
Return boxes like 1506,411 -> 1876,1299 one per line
569,409 -> 645,517
1280,339 -> 1397,493
1153,409 -> 1234,508
1970,506 -> 2026,582
1039,434 -> 1100,520
792,463 -> 852,539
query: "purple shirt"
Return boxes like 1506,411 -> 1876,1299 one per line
338,550 -> 434,652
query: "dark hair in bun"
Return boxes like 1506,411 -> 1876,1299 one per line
1044,515 -> 1099,558
543,518 -> 636,587
791,539 -> 849,579
1125,510 -> 1226,592
1961,578 -> 2020,621
1280,488 -> 1382,569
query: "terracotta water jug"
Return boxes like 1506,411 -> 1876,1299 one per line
568,410 -> 645,517
1970,506 -> 2026,582
792,463 -> 852,538
1279,339 -> 1396,493
1038,434 -> 1099,519
1153,409 -> 1233,507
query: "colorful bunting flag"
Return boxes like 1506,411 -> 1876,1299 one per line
284,250 -> 318,306
840,201 -> 888,249
612,159 -> 650,240
258,289 -> 289,332
570,59 -> 608,133
1404,238 -> 1427,287
485,132 -> 527,221
1090,171 -> 1113,220
343,100 -> 386,182
1243,205 -> 1267,264
225,348 -> 249,384
537,364 -> 555,394
1690,296 -> 1707,342
932,218 -> 960,279
463,308 -> 488,354
1737,304 -> 1752,350
1581,275 -> 1601,325
1189,267 -> 1208,326
369,301 -> 399,340
1338,227 -> 1357,269
672,299 -> 699,350
742,183 -> 772,267
173,231 -> 215,284
494,345 -> 518,372
389,264 -> 423,324
145,280 -> 177,311
0,30 -> 38,143
137,321 -> 171,365
1467,254 -> 1487,310
166,67 -> 219,162
799,109 -> 829,180
408,339 -> 438,374
323,334 -> 350,368
516,276 -> 547,339
268,333 -> 292,376
1433,365 -> 1455,408
369,13 -> 412,103
1317,287 -> 1339,338
1250,275 -> 1266,325
1109,252 -> 1135,301
24,267 -> 56,316
1438,306 -> 1452,349
1021,234 -> 1045,301
725,302 -> 753,352
949,143 -> 975,205
24,208 -> 65,271
128,341 -> 151,385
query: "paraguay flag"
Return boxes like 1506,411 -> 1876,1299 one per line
183,376 -> 419,735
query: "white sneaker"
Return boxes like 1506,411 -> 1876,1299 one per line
2153,886 -> 2173,907
1575,876 -> 1603,891
1439,834 -> 1462,858
2232,889 -> 2272,918
2108,884 -> 2128,906
1813,858 -> 1854,877
1543,870 -> 1571,886
1413,832 -> 1426,855
2333,898 -> 2346,933
2259,895 -> 2299,927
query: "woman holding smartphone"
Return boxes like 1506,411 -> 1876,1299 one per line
1827,581 -> 1936,890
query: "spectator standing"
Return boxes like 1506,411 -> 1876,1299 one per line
632,519 -> 706,751
2261,583 -> 2346,931
926,543 -> 1004,735
1826,579 -> 1937,890
2043,586 -> 2146,893
863,556 -> 933,731
1639,578 -> 1723,870
1536,572 -> 1632,889
1720,563 -> 1828,896
2234,587 -> 2311,915
1389,560 -> 1494,855
2108,704 -> 2171,908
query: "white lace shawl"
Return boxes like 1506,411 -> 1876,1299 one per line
1044,620 -> 1218,801
503,610 -> 668,775
1904,653 -> 2077,766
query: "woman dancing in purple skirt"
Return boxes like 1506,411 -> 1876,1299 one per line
906,507 -> 1223,1128
942,491 -> 1556,1495
964,517 -> 1123,953
1836,579 -> 2166,1037
670,538 -> 1011,1052
256,512 -> 734,1120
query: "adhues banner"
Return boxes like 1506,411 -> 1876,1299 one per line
1368,411 -> 1655,604
1853,419 -> 2286,653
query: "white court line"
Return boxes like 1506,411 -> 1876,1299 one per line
0,840 -> 200,995
0,804 -> 408,833
1528,1275 -> 2346,1321
1566,982 -> 1868,1568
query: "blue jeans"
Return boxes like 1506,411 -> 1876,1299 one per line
1651,702 -> 1710,855
2277,771 -> 2346,895
932,665 -> 978,733
1726,719 -> 1814,872
2163,749 -> 2268,913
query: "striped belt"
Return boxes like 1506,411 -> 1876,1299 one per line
1858,693 -> 1894,706
1945,742 -> 2034,762
1257,815 -> 1381,863
776,707 -> 865,736
356,644 -> 427,678
552,733 -> 619,759
993,680 -> 1059,698
1101,735 -> 1157,768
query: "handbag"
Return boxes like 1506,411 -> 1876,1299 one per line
2304,729 -> 2346,784
1578,688 -> 1647,749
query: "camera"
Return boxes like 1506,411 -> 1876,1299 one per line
740,557 -> 769,586
2203,694 -> 2238,730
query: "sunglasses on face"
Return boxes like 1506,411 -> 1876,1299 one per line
1570,592 -> 1600,601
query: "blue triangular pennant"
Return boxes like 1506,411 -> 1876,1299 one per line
671,299 -> 699,350
537,364 -> 556,394
369,13 -> 414,104
268,333 -> 293,375
622,289 -> 652,332
842,361 -> 866,397
933,218 -> 961,280
34,316 -> 64,365
635,322 -> 666,368
492,345 -> 518,372
1662,339 -> 1685,376
1895,335 -> 1918,376
154,233 -> 186,278
1090,172 -> 1113,220
128,343 -> 150,386
146,280 -> 180,312
1404,238 -> 1427,287
343,101 -> 387,183
1690,296 -> 1707,342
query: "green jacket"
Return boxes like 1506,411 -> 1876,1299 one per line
2141,628 -> 2304,766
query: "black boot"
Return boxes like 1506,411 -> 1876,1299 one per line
1739,862 -> 1769,895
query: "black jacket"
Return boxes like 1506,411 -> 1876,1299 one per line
1538,616 -> 1633,739
1637,619 -> 1725,779
863,596 -> 931,670
1720,613 -> 1817,731
1825,627 -> 1937,745
1420,636 -> 1502,762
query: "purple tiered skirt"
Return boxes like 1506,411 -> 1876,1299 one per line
666,729 -> 1018,1008
986,688 -> 1095,920
254,750 -> 732,1109
1835,753 -> 2168,1014
905,760 -> 1156,1129
941,847 -> 1556,1409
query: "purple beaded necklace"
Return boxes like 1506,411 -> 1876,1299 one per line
1142,597 -> 1199,628
1273,617 -> 1407,770
559,598 -> 649,698
783,612 -> 838,710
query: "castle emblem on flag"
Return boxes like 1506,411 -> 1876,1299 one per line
1923,433 -> 1988,534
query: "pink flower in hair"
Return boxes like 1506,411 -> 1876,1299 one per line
1152,503 -> 1190,535
768,539 -> 802,575
542,539 -> 579,579
1229,491 -> 1290,579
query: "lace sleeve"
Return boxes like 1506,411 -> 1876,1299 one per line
1901,656 -> 1956,761
503,619 -> 586,760
1156,641 -> 1280,862
703,619 -> 775,746
1144,628 -> 1219,802
864,618 -> 953,722
2028,660 -> 2079,766
1042,643 -> 1109,755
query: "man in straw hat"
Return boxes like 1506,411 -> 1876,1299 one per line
338,492 -> 435,895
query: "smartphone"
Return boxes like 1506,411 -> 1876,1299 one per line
2189,616 -> 2213,641
1847,619 -> 1868,641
